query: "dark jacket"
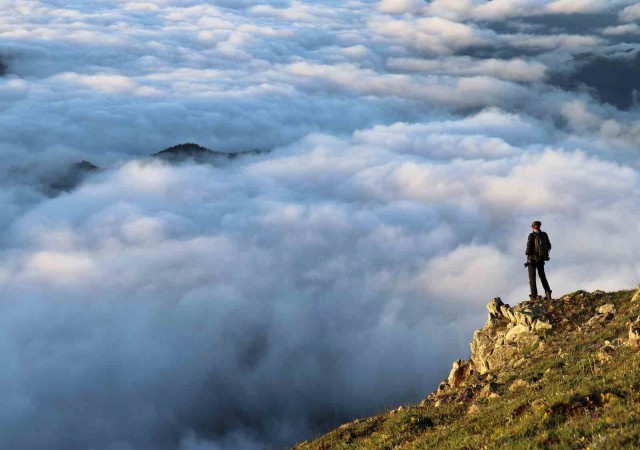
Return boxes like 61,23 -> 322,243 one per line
526,231 -> 551,262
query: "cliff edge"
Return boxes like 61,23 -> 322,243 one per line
295,287 -> 640,449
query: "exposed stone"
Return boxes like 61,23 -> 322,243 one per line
455,385 -> 481,404
478,382 -> 499,398
509,379 -> 530,391
596,304 -> 616,315
505,324 -> 530,342
628,317 -> 640,349
586,306 -> 614,326
632,285 -> 640,303
470,298 -> 552,374
448,359 -> 474,388
532,319 -> 553,331
573,290 -> 588,300
467,404 -> 480,415
592,290 -> 606,296
487,297 -> 505,316
513,357 -> 526,368
597,341 -> 616,361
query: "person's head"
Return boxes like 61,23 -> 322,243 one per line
531,221 -> 541,231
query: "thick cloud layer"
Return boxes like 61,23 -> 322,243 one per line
2,1 -> 640,449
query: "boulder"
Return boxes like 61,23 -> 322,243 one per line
596,304 -> 616,315
467,404 -> 480,415
597,340 -> 616,361
509,379 -> 530,391
487,297 -> 505,317
632,285 -> 640,303
532,319 -> 553,331
586,305 -> 615,326
628,317 -> 640,348
448,360 -> 474,388
505,324 -> 530,342
478,383 -> 500,398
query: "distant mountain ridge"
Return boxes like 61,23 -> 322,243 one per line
150,142 -> 266,163
48,142 -> 267,194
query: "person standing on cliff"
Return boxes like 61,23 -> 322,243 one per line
525,220 -> 552,300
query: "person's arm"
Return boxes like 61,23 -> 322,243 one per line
546,233 -> 551,250
525,233 -> 534,257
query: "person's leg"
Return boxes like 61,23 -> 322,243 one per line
537,262 -> 551,297
528,263 -> 538,299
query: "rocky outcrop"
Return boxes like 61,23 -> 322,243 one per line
471,297 -> 551,374
427,297 -> 553,405
586,303 -> 616,326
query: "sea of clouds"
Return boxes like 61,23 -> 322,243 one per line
2,1 -> 640,449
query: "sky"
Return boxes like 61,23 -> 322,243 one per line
1,0 -> 640,449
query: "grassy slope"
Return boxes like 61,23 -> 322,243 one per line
294,288 -> 640,449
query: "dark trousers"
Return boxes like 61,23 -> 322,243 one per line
528,261 -> 551,298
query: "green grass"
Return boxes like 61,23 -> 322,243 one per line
294,288 -> 640,449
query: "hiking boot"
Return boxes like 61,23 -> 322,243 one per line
545,290 -> 552,300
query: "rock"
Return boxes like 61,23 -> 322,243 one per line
470,298 -> 551,374
455,385 -> 481,403
586,308 -> 614,326
478,382 -> 499,398
597,341 -> 616,361
505,324 -> 530,342
532,318 -> 552,331
467,404 -> 480,415
434,399 -> 444,408
448,360 -> 474,388
509,379 -> 530,391
501,305 -> 516,323
592,290 -> 606,295
596,304 -> 616,315
628,317 -> 640,348
513,357 -> 526,368
487,297 -> 505,317
632,285 -> 640,303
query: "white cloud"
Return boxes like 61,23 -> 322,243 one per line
24,251 -> 99,284
546,0 -> 609,14
387,56 -> 547,83
504,33 -> 604,49
619,3 -> 640,22
377,0 -> 426,14
602,23 -> 640,35
368,16 -> 498,55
